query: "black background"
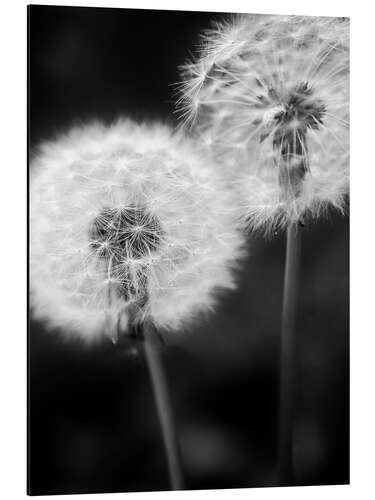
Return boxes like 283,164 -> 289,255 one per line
28,5 -> 349,495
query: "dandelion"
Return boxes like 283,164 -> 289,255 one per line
178,14 -> 349,485
178,14 -> 349,231
30,119 -> 245,489
30,119 -> 244,343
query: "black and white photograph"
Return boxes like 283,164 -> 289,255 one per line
27,4 -> 349,496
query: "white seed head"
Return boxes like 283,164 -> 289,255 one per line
30,120 -> 245,343
178,14 -> 349,232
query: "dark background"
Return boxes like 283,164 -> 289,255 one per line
28,5 -> 349,495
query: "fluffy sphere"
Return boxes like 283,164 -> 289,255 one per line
30,120 -> 245,342
178,15 -> 349,232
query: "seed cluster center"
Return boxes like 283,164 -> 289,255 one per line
89,206 -> 162,300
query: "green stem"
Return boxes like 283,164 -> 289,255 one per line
142,321 -> 184,490
278,222 -> 301,485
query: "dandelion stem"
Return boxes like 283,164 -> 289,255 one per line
278,222 -> 301,485
142,321 -> 184,490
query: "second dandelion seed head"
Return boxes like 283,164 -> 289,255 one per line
178,14 -> 349,232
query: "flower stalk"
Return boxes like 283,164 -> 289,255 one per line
142,321 -> 184,490
278,222 -> 301,485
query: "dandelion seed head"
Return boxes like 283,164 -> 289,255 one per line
178,14 -> 349,232
30,120 -> 245,342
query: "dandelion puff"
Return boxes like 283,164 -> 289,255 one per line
30,119 -> 245,343
178,14 -> 349,232
178,14 -> 349,485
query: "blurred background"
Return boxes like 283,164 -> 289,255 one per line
28,5 -> 349,495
